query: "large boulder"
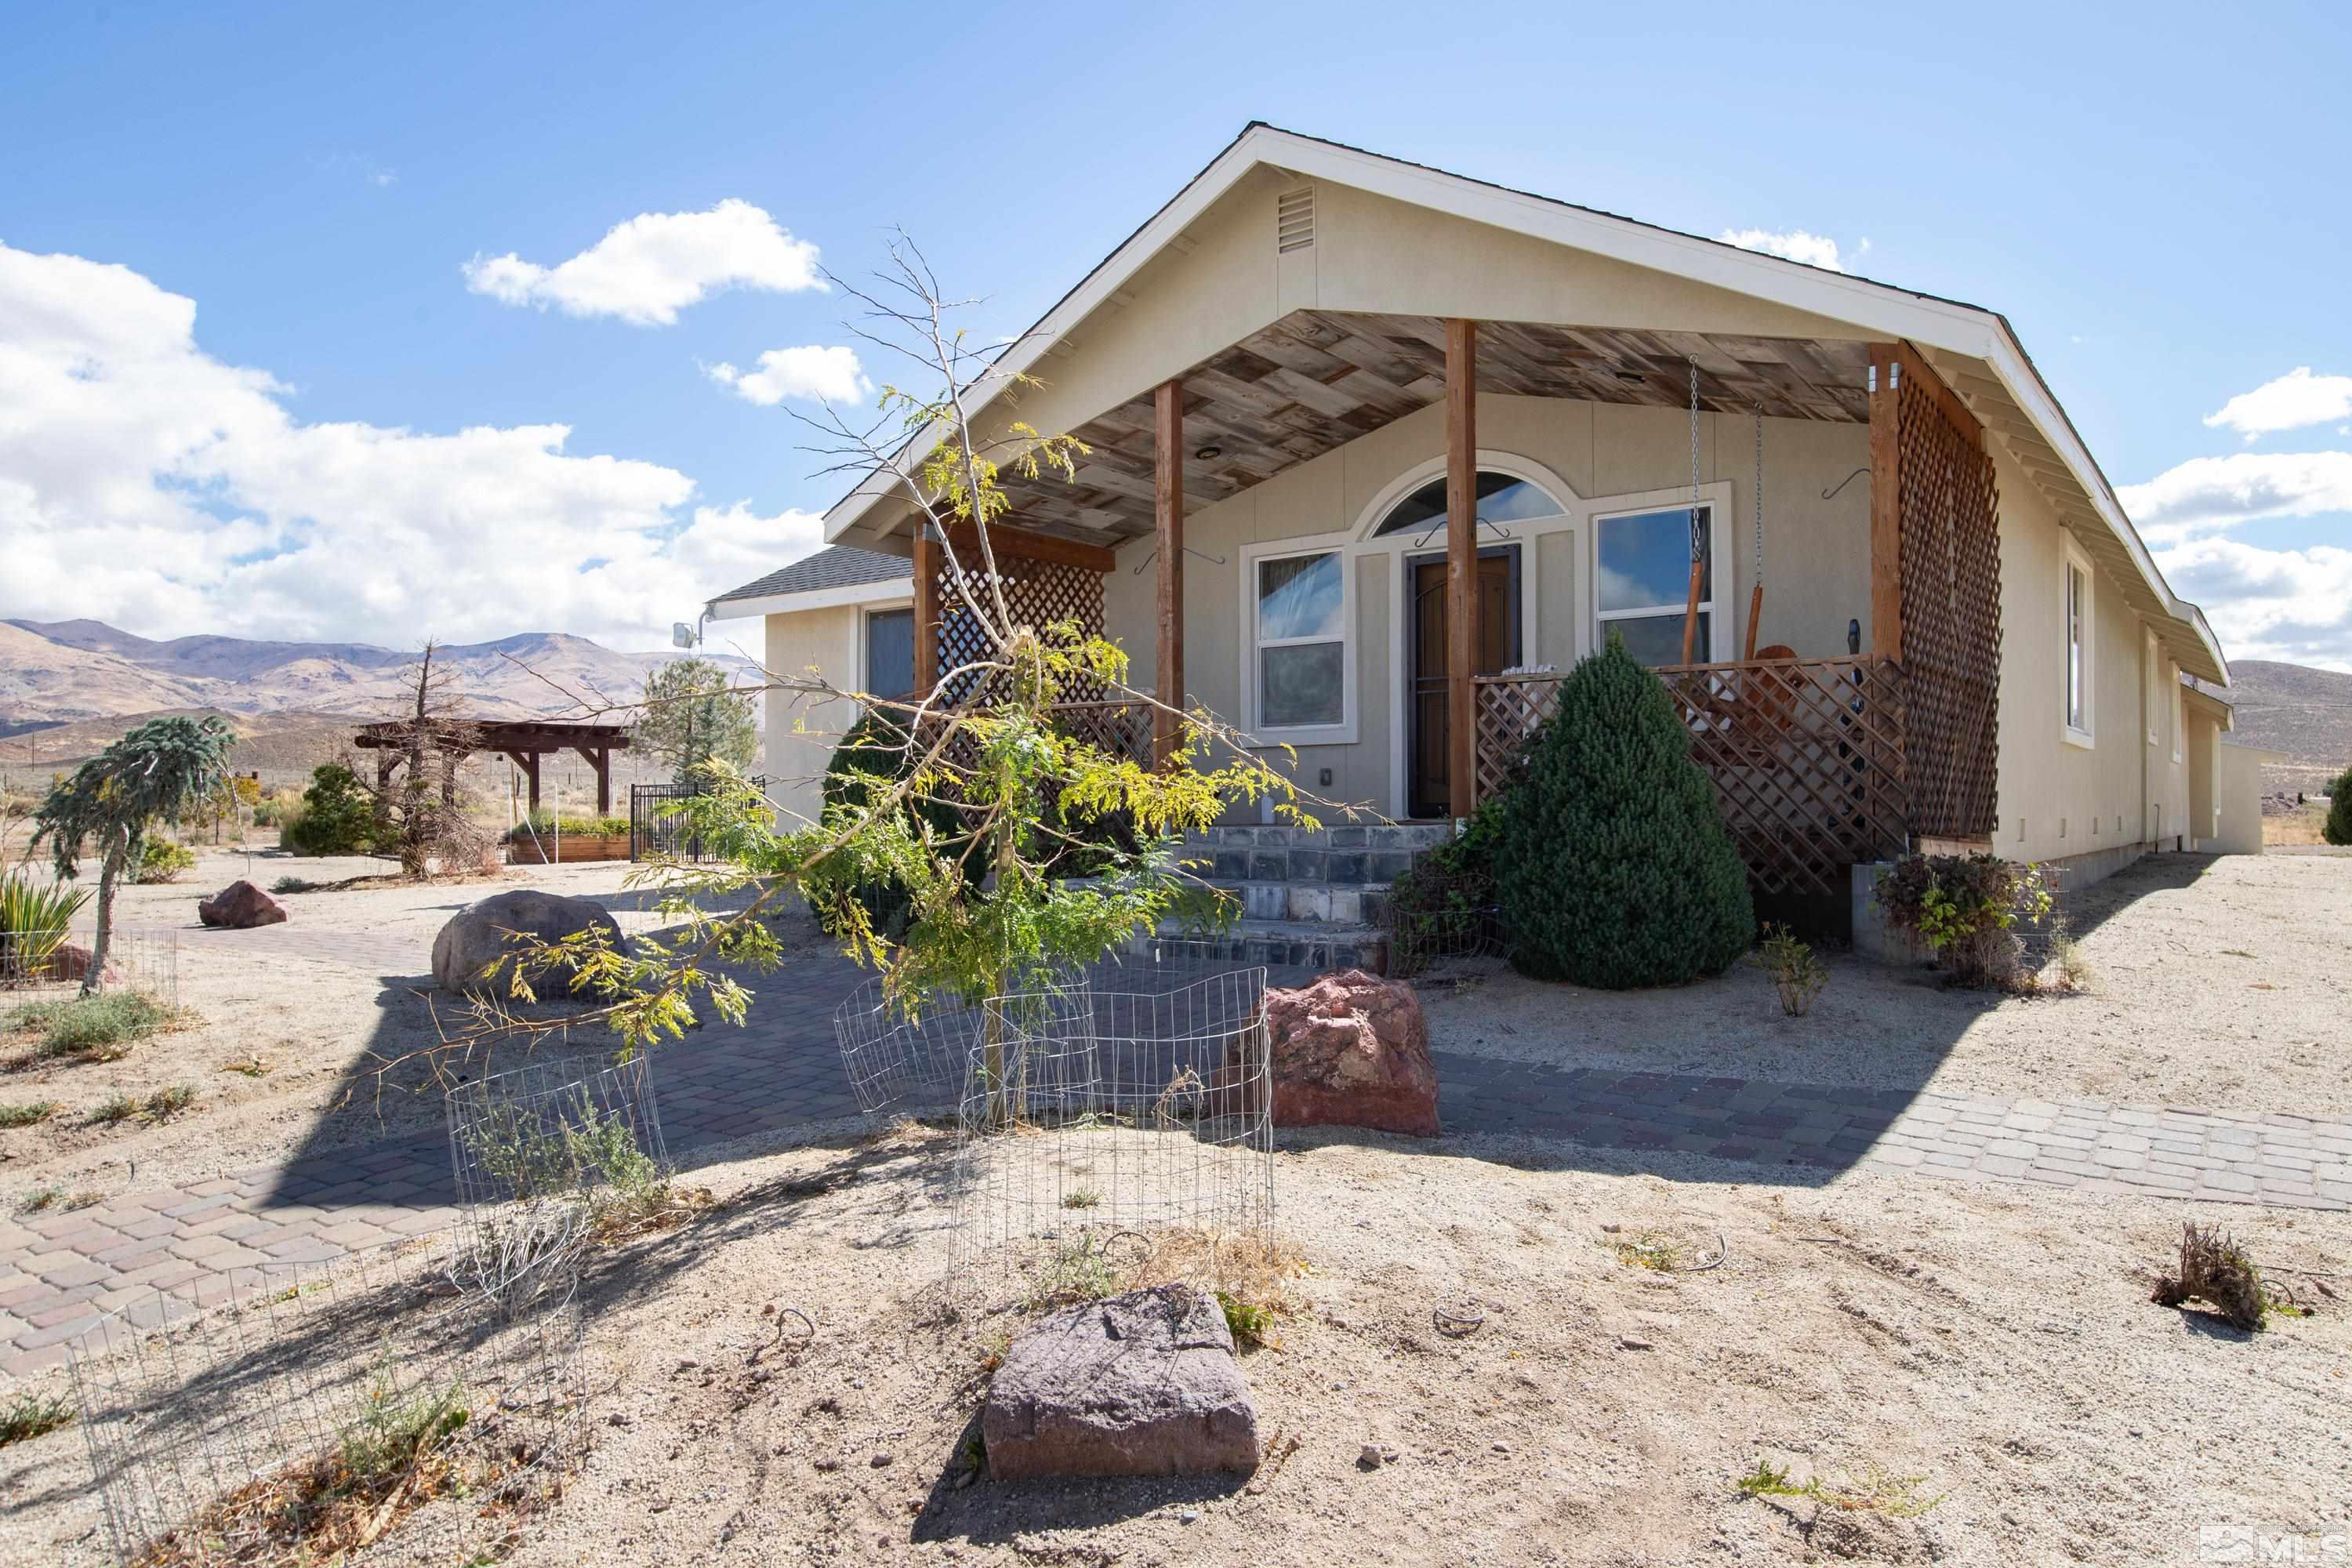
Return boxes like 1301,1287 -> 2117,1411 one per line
983,1284 -> 1259,1481
432,889 -> 624,995
197,880 -> 289,930
1257,967 -> 1440,1137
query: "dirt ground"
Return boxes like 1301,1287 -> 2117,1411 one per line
1422,850 -> 2352,1118
4,1123 -> 2347,1568
1,849 -> 829,1196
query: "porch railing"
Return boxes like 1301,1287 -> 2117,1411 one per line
1472,655 -> 1911,897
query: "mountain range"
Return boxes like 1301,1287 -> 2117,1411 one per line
1,619 -> 756,729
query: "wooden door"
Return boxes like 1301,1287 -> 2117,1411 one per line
1408,547 -> 1519,818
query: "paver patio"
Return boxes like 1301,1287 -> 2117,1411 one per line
4,923 -> 2345,1378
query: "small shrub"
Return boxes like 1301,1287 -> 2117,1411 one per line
2151,1222 -> 2267,1331
270,875 -> 320,895
1061,1186 -> 1102,1210
284,764 -> 375,855
1495,635 -> 1755,989
336,1368 -> 469,1483
0,1388 -> 73,1447
1025,1237 -> 1121,1309
1737,1457 -> 1942,1517
0,870 -> 90,980
1216,1290 -> 1279,1350
15,992 -> 171,1060
89,1093 -> 138,1126
0,1100 -> 60,1128
16,1184 -> 65,1213
2324,764 -> 2352,847
2047,918 -> 2092,993
1873,853 -> 2052,989
502,811 -> 632,844
132,837 -> 198,884
219,1052 -> 273,1077
1749,924 -> 1828,1016
144,1083 -> 198,1121
1381,798 -> 1505,978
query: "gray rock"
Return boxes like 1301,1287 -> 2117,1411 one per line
982,1284 -> 1259,1481
431,888 -> 626,994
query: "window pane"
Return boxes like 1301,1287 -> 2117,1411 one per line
1598,507 -> 1711,611
1603,612 -> 1709,668
1371,471 -> 1562,538
1258,553 -> 1342,640
1261,641 -> 1345,727
866,608 -> 915,699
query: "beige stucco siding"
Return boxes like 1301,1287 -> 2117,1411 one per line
2187,711 -> 2218,847
2210,743 -> 2270,855
760,605 -> 863,828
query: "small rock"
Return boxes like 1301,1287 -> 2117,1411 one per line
1179,1511 -> 1200,1524
1490,1442 -> 1512,1456
814,1458 -> 841,1472
953,1468 -> 978,1490
606,1412 -> 633,1428
870,1451 -> 894,1468
1357,1443 -> 1385,1471
1601,1223 -> 1622,1234
1619,1336 -> 1655,1352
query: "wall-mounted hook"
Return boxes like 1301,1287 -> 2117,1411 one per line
1820,466 -> 1869,502
1130,544 -> 1231,575
1408,514 -> 1512,551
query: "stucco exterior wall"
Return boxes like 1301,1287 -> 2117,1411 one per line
760,604 -> 862,828
1104,392 -> 1870,818
2187,711 -> 2218,847
2209,743 -> 2270,855
1989,441 -> 2190,869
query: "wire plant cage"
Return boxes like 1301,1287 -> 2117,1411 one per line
0,925 -> 180,1007
64,1229 -> 585,1567
445,1052 -> 670,1242
948,966 -> 1274,1300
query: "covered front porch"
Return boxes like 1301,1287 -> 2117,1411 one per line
902,312 -> 2002,898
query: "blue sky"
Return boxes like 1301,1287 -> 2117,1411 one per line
3,0 -> 2347,665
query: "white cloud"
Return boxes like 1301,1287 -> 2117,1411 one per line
706,344 -> 872,406
2117,450 -> 2352,542
2202,367 -> 2352,441
461,198 -> 823,326
1717,228 -> 1844,272
0,240 -> 821,650
2156,535 -> 2352,671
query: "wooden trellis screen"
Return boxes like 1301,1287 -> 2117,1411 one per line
1878,345 -> 2002,842
931,546 -> 1111,702
1473,656 -> 1913,897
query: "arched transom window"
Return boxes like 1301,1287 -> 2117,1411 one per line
1370,470 -> 1567,538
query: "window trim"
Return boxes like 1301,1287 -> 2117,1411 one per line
2060,533 -> 2096,750
1237,535 -> 1358,745
1589,486 -> 1733,665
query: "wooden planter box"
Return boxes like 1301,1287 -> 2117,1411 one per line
507,833 -> 631,865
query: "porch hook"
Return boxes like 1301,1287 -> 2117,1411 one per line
1130,543 -> 1229,576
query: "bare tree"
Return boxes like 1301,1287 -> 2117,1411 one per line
360,641 -> 493,878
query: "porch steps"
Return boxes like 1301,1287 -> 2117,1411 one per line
1149,822 -> 1457,974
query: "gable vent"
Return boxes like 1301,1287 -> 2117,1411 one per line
1276,187 -> 1315,253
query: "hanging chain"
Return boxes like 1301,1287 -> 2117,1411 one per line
1688,359 -> 1703,565
1753,404 -> 1765,586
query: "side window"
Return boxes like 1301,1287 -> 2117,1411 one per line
1596,506 -> 1712,666
866,608 -> 915,699
1254,551 -> 1346,730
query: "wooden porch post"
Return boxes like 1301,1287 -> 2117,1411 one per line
1445,318 -> 1479,821
1867,343 -> 1904,662
573,745 -> 612,815
1153,378 -> 1185,768
913,524 -> 940,696
504,750 -> 541,815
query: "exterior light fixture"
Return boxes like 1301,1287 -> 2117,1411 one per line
1193,445 -> 1223,459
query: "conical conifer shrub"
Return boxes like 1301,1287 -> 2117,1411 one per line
1495,633 -> 1754,987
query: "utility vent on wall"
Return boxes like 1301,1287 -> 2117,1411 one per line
1276,187 -> 1315,252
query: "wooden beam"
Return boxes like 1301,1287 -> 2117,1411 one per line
572,745 -> 612,815
1446,318 -> 1479,820
1867,343 -> 1904,662
942,519 -> 1116,575
1893,342 -> 1984,449
913,524 -> 941,695
1153,378 -> 1185,768
503,751 -> 541,815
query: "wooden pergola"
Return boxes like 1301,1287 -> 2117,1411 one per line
351,719 -> 631,815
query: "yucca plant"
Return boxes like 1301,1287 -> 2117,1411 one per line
0,871 -> 91,987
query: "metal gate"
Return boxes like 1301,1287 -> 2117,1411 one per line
630,778 -> 764,863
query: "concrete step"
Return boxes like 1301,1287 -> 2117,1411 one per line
1180,840 -> 1431,891
1138,918 -> 1388,975
1194,880 -> 1392,926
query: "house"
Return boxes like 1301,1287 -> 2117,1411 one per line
708,124 -> 2257,944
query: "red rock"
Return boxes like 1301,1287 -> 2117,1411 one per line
1257,967 -> 1440,1137
43,945 -> 117,985
197,880 -> 288,929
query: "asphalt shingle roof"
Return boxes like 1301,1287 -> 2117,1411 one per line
710,546 -> 912,606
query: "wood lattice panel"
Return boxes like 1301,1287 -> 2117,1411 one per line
1889,353 -> 2002,841
1473,657 -> 1912,897
932,547 -> 1110,703
991,311 -> 1872,543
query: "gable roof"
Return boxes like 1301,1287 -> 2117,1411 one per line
707,546 -> 911,619
819,122 -> 2225,684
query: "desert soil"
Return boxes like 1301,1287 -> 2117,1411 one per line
3,1123 -> 2347,1567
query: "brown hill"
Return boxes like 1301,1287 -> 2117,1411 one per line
2221,660 -> 2352,792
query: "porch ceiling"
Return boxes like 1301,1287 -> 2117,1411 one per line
993,309 -> 1873,543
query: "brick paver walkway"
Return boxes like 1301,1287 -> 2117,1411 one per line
6,930 -> 2347,1378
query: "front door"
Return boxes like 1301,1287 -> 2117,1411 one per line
1408,546 -> 1521,819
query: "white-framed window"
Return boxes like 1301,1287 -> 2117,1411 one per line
1592,501 -> 1726,666
1241,541 -> 1354,742
862,605 -> 916,700
2144,628 -> 2162,748
2060,534 -> 2095,747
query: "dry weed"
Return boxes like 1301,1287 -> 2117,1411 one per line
2151,1221 -> 2267,1331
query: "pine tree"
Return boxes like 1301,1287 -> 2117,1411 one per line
1495,633 -> 1754,988
2325,764 -> 2352,847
